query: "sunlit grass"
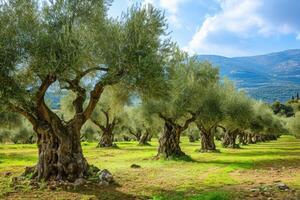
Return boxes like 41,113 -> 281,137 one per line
0,135 -> 299,199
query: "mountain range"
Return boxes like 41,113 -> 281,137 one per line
197,49 -> 300,103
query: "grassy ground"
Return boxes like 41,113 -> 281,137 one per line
0,135 -> 300,200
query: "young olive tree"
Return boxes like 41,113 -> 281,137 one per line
192,84 -> 225,152
250,102 -> 286,143
0,1 -> 170,181
122,105 -> 162,145
90,85 -> 128,148
221,82 -> 254,148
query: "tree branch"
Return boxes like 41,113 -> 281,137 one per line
82,82 -> 105,122
36,75 -> 59,123
181,115 -> 196,131
9,104 -> 37,127
77,67 -> 108,80
158,113 -> 175,126
90,118 -> 106,131
101,109 -> 110,128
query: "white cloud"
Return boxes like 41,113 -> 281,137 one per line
142,0 -> 188,28
297,34 -> 300,40
186,0 -> 300,56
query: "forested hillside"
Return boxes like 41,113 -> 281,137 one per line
197,49 -> 300,102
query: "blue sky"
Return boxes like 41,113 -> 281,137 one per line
108,0 -> 300,57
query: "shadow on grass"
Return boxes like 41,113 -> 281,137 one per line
219,150 -> 300,157
194,157 -> 300,170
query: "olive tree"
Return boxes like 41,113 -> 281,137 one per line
192,84 -> 224,152
250,102 -> 286,143
288,112 -> 300,139
145,52 -> 222,158
0,1 -> 170,181
221,82 -> 254,148
122,105 -> 162,145
89,85 -> 128,147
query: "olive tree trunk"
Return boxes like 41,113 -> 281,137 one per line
200,130 -> 216,152
15,75 -> 105,182
98,128 -> 114,147
139,131 -> 150,145
238,131 -> 247,145
222,129 -> 239,148
157,122 -> 185,158
33,120 -> 88,182
157,115 -> 195,158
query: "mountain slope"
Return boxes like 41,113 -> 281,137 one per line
197,49 -> 300,102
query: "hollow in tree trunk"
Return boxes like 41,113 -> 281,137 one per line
157,121 -> 185,158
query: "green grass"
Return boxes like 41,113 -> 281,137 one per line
0,135 -> 300,199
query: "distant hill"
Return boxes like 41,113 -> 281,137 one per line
197,49 -> 300,102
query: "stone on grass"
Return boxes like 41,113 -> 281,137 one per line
276,183 -> 289,190
130,164 -> 141,168
250,188 -> 259,192
74,178 -> 86,186
4,172 -> 12,177
98,169 -> 113,185
98,181 -> 110,186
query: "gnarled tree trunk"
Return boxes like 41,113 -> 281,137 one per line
139,130 -> 150,145
238,131 -> 247,145
98,129 -> 114,147
200,130 -> 216,152
246,133 -> 255,144
222,129 -> 239,148
91,115 -> 117,148
157,122 -> 185,158
196,123 -> 217,152
128,128 -> 142,141
19,75 -> 104,182
34,121 -> 88,182
157,114 -> 195,158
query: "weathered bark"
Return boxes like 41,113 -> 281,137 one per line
128,128 -> 142,141
22,75 -> 104,182
222,129 -> 240,148
238,131 -> 247,145
147,133 -> 152,142
195,123 -> 217,152
157,121 -> 185,158
200,130 -> 216,152
157,114 -> 195,158
91,112 -> 117,148
246,133 -> 255,144
33,121 -> 88,182
98,129 -> 114,147
139,131 -> 150,145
